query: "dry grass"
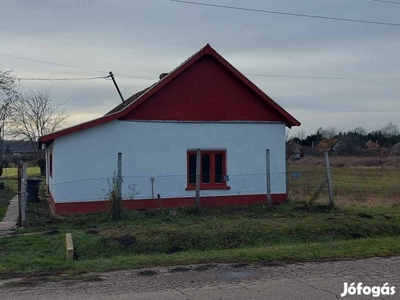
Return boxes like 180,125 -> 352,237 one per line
291,155 -> 400,168
288,156 -> 400,207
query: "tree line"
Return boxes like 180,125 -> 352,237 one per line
0,66 -> 67,175
288,123 -> 400,153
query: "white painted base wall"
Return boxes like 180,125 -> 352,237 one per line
48,121 -> 287,203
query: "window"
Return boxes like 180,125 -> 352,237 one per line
187,150 -> 229,190
49,150 -> 53,178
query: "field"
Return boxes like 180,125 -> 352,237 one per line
288,156 -> 400,206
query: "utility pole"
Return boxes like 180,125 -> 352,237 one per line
109,71 -> 125,104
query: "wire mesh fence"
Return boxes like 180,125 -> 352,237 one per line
287,164 -> 400,206
46,163 -> 400,213
49,173 -> 287,204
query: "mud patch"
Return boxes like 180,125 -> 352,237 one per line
119,235 -> 136,246
193,264 -> 217,272
169,267 -> 191,273
44,228 -> 60,235
137,270 -> 158,276
231,263 -> 248,269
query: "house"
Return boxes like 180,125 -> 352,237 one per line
287,142 -> 302,160
390,142 -> 400,155
39,44 -> 301,215
3,140 -> 37,156
314,139 -> 345,152
365,140 -> 380,150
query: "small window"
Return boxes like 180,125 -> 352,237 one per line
49,150 -> 53,178
187,150 -> 228,190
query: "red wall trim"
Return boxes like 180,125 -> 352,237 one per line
48,192 -> 286,215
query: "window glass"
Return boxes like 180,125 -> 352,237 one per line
215,153 -> 223,183
202,154 -> 211,183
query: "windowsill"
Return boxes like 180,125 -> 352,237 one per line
185,185 -> 231,191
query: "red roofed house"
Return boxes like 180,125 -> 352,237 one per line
39,44 -> 301,215
365,140 -> 380,150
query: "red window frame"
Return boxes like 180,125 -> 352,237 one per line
186,150 -> 230,190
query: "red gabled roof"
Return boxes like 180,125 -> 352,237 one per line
39,44 -> 300,145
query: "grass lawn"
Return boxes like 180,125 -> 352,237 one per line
0,202 -> 399,277
1,167 -> 41,179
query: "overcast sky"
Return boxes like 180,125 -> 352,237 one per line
1,0 -> 399,136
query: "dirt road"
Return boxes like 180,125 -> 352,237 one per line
1,256 -> 399,300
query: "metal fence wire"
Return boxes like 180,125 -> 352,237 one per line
287,165 -> 400,206
46,160 -> 400,210
48,173 -> 287,204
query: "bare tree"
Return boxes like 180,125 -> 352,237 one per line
285,128 -> 292,142
294,130 -> 306,141
353,127 -> 367,136
319,127 -> 339,150
380,122 -> 399,138
0,67 -> 18,176
321,127 -> 338,140
10,87 -> 68,175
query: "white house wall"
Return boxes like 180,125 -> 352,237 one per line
49,121 -> 287,203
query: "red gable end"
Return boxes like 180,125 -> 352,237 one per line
121,55 -> 284,122
40,44 -> 300,145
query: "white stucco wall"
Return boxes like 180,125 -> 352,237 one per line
49,121 -> 287,203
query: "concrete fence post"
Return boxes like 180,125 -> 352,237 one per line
266,149 -> 272,207
195,149 -> 201,209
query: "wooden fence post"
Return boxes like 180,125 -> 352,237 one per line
324,151 -> 334,207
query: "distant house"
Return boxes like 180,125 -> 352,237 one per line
39,44 -> 301,215
390,142 -> 400,155
3,141 -> 37,156
314,139 -> 344,152
365,140 -> 380,150
287,142 -> 302,160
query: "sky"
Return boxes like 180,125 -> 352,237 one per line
0,0 -> 399,136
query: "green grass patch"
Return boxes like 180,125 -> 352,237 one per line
1,167 -> 41,179
0,235 -> 399,276
1,202 -> 399,276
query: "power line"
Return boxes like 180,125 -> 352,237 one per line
3,51 -> 399,83
17,73 -> 400,82
18,76 -> 110,81
0,53 -> 156,81
369,0 -> 400,5
169,0 -> 400,27
243,73 -> 400,80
